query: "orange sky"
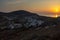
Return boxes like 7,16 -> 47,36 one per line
0,0 -> 60,17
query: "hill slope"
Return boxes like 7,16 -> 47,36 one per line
0,10 -> 60,40
0,10 -> 54,30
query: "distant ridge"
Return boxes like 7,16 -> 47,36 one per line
0,10 -> 52,18
10,10 -> 30,13
0,10 -> 54,30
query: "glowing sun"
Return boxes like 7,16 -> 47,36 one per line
53,8 -> 59,13
52,7 -> 59,18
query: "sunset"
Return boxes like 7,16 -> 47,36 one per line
51,7 -> 59,18
54,8 -> 59,18
0,0 -> 60,17
53,7 -> 59,13
0,0 -> 60,40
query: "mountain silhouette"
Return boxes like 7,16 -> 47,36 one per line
0,10 -> 60,29
0,10 -> 60,40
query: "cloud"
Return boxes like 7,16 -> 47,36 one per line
0,0 -> 60,13
6,0 -> 29,5
7,0 -> 22,4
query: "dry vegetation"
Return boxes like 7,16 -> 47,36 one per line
0,24 -> 60,40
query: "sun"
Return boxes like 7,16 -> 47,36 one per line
54,8 -> 59,18
51,7 -> 59,18
53,8 -> 59,13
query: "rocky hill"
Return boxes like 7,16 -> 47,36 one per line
0,10 -> 60,40
0,10 -> 52,30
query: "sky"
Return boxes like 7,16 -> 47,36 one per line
0,0 -> 60,17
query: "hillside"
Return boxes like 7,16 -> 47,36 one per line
1,25 -> 60,40
0,10 -> 60,40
